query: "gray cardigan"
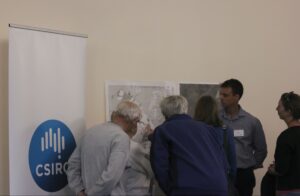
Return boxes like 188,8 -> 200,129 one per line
67,122 -> 130,196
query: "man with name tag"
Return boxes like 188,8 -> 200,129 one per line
219,79 -> 267,196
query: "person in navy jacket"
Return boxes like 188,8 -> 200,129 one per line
150,95 -> 228,196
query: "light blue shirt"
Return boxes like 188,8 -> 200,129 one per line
220,106 -> 267,169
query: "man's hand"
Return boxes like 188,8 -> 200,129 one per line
77,190 -> 87,196
267,162 -> 279,175
144,124 -> 154,136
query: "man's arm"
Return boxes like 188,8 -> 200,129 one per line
132,123 -> 153,143
87,134 -> 130,195
66,145 -> 86,195
253,119 -> 268,168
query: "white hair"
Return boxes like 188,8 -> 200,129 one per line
160,95 -> 188,119
115,100 -> 142,121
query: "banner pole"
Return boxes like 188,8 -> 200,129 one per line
9,23 -> 88,38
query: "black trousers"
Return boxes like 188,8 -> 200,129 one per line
235,167 -> 256,196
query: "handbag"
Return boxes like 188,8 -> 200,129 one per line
261,171 -> 276,196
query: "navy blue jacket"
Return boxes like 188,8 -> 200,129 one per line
216,126 -> 237,179
150,114 -> 228,196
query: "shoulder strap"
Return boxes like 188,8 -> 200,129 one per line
222,125 -> 229,159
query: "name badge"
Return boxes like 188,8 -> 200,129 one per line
234,129 -> 244,137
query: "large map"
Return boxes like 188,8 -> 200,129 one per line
105,81 -> 179,128
105,80 -> 219,128
180,83 -> 219,117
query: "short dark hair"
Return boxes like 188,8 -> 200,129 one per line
281,91 -> 300,120
220,78 -> 244,99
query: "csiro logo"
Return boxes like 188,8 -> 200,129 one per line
29,119 -> 76,192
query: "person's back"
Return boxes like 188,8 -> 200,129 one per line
194,95 -> 237,180
276,126 -> 300,190
274,92 -> 300,193
67,100 -> 142,196
262,92 -> 300,196
150,96 -> 227,196
79,122 -> 129,195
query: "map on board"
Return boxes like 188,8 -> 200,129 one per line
180,83 -> 220,117
105,81 -> 179,128
105,80 -> 220,128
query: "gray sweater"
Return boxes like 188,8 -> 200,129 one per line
67,122 -> 130,196
220,107 -> 267,169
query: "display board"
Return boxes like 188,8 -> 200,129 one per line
9,24 -> 87,195
105,80 -> 219,127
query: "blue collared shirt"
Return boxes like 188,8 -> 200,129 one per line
220,106 -> 267,169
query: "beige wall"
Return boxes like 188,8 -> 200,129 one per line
1,0 -> 300,195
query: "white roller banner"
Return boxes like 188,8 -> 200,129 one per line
9,25 -> 87,195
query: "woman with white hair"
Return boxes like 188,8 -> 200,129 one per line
150,95 -> 228,196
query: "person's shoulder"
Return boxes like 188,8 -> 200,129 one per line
240,108 -> 261,123
89,122 -> 127,137
87,121 -> 113,130
112,126 -> 129,138
154,121 -> 172,135
154,116 -> 195,132
193,121 -> 219,134
155,120 -> 167,129
176,117 -> 210,130
279,126 -> 300,138
84,123 -> 103,137
208,125 -> 223,134
277,128 -> 293,144
193,118 -> 212,126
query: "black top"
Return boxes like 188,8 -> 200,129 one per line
275,126 -> 300,190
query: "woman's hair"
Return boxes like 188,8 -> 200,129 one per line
160,95 -> 188,119
194,95 -> 223,127
114,100 -> 142,122
280,91 -> 300,120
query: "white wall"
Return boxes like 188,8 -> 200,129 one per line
1,0 -> 300,195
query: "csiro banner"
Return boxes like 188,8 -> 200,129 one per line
9,24 -> 87,195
